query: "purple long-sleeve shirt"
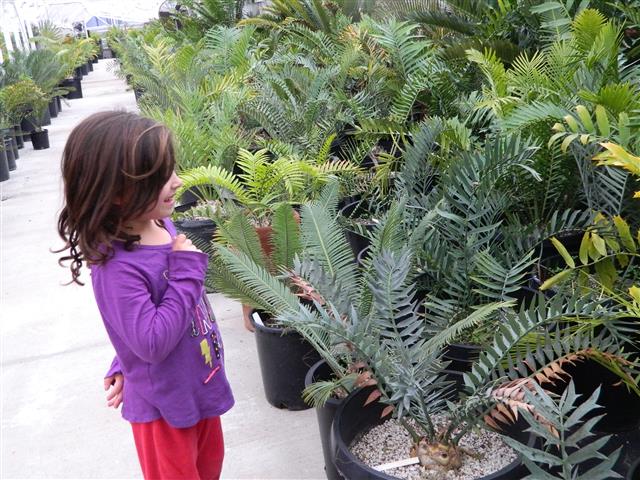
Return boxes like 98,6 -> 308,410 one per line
91,219 -> 234,428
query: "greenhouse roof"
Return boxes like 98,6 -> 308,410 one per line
3,0 -> 162,30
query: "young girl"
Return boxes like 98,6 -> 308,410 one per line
56,111 -> 234,480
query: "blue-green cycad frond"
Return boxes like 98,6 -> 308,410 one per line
366,249 -> 423,349
503,381 -> 622,480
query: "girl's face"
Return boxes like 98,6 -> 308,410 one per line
141,171 -> 183,221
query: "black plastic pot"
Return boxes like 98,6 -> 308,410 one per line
74,67 -> 83,79
339,199 -> 375,260
628,457 -> 640,480
20,117 -> 35,142
443,343 -> 481,373
305,359 -> 345,480
31,130 -> 50,150
80,63 -> 89,76
173,218 -> 216,247
62,78 -> 83,99
174,188 -> 200,213
0,149 -> 10,182
8,131 -> 18,160
87,60 -> 93,72
13,126 -> 24,149
92,57 -> 99,64
40,107 -> 51,127
250,310 -> 320,410
56,96 -> 62,111
3,135 -> 16,171
332,385 -> 531,480
48,98 -> 59,118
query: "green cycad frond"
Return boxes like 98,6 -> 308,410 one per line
579,83 -> 640,117
471,250 -> 537,301
215,211 -> 267,267
271,203 -> 302,268
501,101 -> 568,131
300,195 -> 359,302
371,20 -> 431,81
463,294 -> 609,396
422,302 -> 513,357
302,373 -> 357,408
531,0 -> 586,43
214,244 -> 302,315
178,165 -> 249,203
572,8 -> 608,53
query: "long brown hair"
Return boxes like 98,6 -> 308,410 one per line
56,111 -> 176,285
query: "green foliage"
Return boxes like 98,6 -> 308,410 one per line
0,78 -> 49,127
503,382 -> 622,480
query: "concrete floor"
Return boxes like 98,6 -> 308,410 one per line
1,61 -> 324,479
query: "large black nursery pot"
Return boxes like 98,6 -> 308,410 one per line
174,218 -> 216,247
332,384 -> 532,480
48,98 -> 59,118
305,359 -> 345,480
13,126 -> 24,149
0,148 -> 10,182
74,66 -> 83,80
250,310 -> 320,410
87,60 -> 93,72
31,130 -> 50,150
80,63 -> 89,76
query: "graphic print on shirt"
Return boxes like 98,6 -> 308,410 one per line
190,295 -> 223,383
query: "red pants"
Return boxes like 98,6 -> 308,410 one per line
131,417 -> 224,480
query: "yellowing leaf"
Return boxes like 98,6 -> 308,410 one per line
595,105 -> 610,137
629,286 -> 640,304
540,270 -> 572,291
551,237 -> 575,268
579,232 -> 590,265
591,233 -> 607,256
613,215 -> 636,252
564,114 -> 580,132
575,105 -> 594,133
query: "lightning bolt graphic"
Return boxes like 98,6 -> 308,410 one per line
200,339 -> 212,367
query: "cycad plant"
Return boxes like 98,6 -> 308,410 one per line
177,148 -> 357,224
468,6 -> 639,222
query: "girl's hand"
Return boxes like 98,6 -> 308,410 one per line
172,234 -> 201,252
104,373 -> 124,409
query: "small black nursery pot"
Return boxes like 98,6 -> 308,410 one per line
0,148 -> 10,182
31,130 -> 50,150
13,126 -> 24,149
48,98 -> 59,118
